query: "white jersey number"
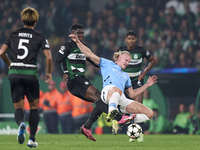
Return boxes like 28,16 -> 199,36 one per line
17,39 -> 29,59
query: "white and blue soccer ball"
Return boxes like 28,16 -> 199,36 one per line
126,123 -> 142,139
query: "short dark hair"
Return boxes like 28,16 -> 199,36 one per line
126,30 -> 137,37
70,23 -> 84,31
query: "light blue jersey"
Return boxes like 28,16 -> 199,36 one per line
99,58 -> 132,92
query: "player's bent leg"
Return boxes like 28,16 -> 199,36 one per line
85,85 -> 108,114
126,101 -> 153,120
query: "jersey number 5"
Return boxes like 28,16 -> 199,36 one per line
17,39 -> 29,59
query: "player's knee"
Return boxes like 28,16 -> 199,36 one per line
30,105 -> 38,109
29,100 -> 39,109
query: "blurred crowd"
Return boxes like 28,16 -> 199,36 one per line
1,0 -> 200,79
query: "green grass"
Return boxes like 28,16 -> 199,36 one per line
0,134 -> 200,150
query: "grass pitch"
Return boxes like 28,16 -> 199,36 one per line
0,134 -> 199,150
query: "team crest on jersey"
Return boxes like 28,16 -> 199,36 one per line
133,54 -> 138,59
146,50 -> 150,56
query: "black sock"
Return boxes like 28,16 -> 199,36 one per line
29,109 -> 39,141
84,106 -> 102,129
15,108 -> 24,126
115,114 -> 122,121
95,100 -> 108,114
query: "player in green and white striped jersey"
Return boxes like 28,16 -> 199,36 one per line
55,24 -> 111,141
0,7 -> 53,147
119,30 -> 156,103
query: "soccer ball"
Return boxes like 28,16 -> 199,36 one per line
126,123 -> 142,139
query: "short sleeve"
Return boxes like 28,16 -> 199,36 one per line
40,38 -> 50,50
99,58 -> 111,67
142,47 -> 152,60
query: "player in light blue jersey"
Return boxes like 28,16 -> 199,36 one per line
69,34 -> 157,135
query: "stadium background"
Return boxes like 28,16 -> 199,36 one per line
0,0 -> 199,134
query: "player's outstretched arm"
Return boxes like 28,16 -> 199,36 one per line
69,34 -> 100,65
126,75 -> 157,99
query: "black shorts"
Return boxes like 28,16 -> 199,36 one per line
9,78 -> 39,103
67,76 -> 93,102
131,79 -> 144,90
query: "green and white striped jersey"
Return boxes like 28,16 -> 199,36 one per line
5,27 -> 50,79
55,40 -> 94,80
119,45 -> 152,81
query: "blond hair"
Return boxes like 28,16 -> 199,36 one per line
21,7 -> 39,26
113,51 -> 132,60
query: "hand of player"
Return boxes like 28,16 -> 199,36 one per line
146,75 -> 157,87
45,73 -> 52,83
62,74 -> 68,85
69,34 -> 80,43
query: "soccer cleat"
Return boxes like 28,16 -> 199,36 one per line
17,122 -> 26,144
129,138 -> 135,142
136,133 -> 144,142
129,134 -> 144,142
106,110 -> 118,123
27,139 -> 38,148
79,125 -> 96,141
118,114 -> 136,127
112,120 -> 121,135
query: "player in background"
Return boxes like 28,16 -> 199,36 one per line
119,30 -> 156,104
118,30 -> 156,142
69,33 -> 157,137
0,7 -> 53,148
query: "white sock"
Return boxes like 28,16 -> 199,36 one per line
134,114 -> 149,123
108,92 -> 120,113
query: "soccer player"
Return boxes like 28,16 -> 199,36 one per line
118,30 -> 156,142
69,33 -> 157,135
0,7 -> 53,148
55,23 -> 107,141
119,30 -> 156,104
55,24 -> 131,141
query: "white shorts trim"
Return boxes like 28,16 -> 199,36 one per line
101,85 -> 134,113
